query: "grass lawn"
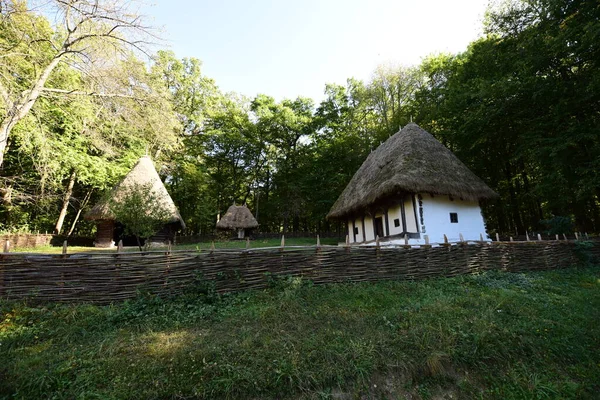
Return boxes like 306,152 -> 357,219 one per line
11,236 -> 340,254
1,266 -> 599,399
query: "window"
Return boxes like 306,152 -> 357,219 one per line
354,227 -> 359,235
450,213 -> 458,223
394,218 -> 400,227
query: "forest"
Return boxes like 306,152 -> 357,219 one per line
0,0 -> 598,238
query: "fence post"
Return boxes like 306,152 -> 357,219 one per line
585,232 -> 589,240
345,234 -> 349,247
443,234 -> 449,246
404,234 -> 409,246
459,233 -> 464,243
316,234 -> 321,247
563,234 -> 567,241
495,232 -> 500,242
210,241 -> 215,251
575,232 -> 579,241
537,234 -> 542,241
376,235 -> 380,248
480,233 -> 484,243
117,240 -> 123,253
280,235 -> 285,249
424,235 -> 429,245
62,240 -> 68,256
526,232 -> 530,241
510,236 -> 514,242
555,234 -> 559,241
3,240 -> 9,253
246,237 -> 250,249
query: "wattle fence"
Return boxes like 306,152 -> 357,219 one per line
1,239 -> 598,304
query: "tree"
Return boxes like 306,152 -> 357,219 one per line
0,0 -> 157,167
109,182 -> 173,251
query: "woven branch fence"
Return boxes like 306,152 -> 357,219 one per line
1,240 -> 599,304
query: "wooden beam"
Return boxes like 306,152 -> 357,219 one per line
412,194 -> 419,233
361,216 -> 366,243
399,196 -> 407,235
384,209 -> 390,237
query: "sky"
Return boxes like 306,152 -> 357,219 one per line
145,0 -> 489,103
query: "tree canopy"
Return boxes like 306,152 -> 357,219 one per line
1,0 -> 598,237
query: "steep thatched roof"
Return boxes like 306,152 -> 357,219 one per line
216,205 -> 259,230
84,156 -> 185,229
327,123 -> 498,219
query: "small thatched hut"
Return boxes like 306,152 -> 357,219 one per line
327,123 -> 497,245
85,156 -> 185,247
216,204 -> 258,239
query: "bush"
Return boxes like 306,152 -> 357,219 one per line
540,215 -> 574,235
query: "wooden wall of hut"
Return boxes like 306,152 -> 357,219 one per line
94,220 -> 115,248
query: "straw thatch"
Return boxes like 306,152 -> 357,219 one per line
216,205 -> 259,230
85,156 -> 185,229
327,123 -> 498,219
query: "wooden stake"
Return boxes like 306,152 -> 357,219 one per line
117,240 -> 123,253
585,232 -> 589,240
563,233 -> 567,241
555,234 -> 559,241
443,234 -> 448,245
316,235 -> 321,247
526,232 -> 530,241
459,233 -> 464,242
510,236 -> 514,242
424,235 -> 429,245
281,235 -> 285,248
404,234 -> 409,246
495,232 -> 500,242
375,235 -> 380,248
537,234 -> 542,241
62,240 -> 68,255
210,241 -> 215,251
246,237 -> 250,249
3,240 -> 9,253
480,233 -> 484,242
575,232 -> 579,240
168,240 -> 172,252
345,234 -> 350,246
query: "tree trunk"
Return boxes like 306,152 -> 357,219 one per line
67,190 -> 92,236
54,171 -> 76,234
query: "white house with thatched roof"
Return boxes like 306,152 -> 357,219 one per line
84,156 -> 185,247
216,204 -> 259,239
327,123 -> 497,245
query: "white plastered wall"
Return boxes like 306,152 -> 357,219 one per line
387,204 -> 403,235
420,194 -> 488,243
404,195 -> 418,233
364,215 -> 375,241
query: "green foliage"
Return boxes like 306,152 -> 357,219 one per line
109,182 -> 173,248
1,266 -> 599,399
2,0 -> 600,238
541,216 -> 574,235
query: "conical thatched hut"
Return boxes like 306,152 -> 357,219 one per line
216,204 -> 258,239
85,156 -> 185,247
327,123 -> 497,245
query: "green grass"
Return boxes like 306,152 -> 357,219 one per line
11,237 -> 340,254
1,266 -> 599,399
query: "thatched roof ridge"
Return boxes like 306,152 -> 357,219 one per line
216,205 -> 259,230
327,123 -> 498,219
84,156 -> 185,229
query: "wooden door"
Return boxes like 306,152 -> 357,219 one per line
374,217 -> 384,238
